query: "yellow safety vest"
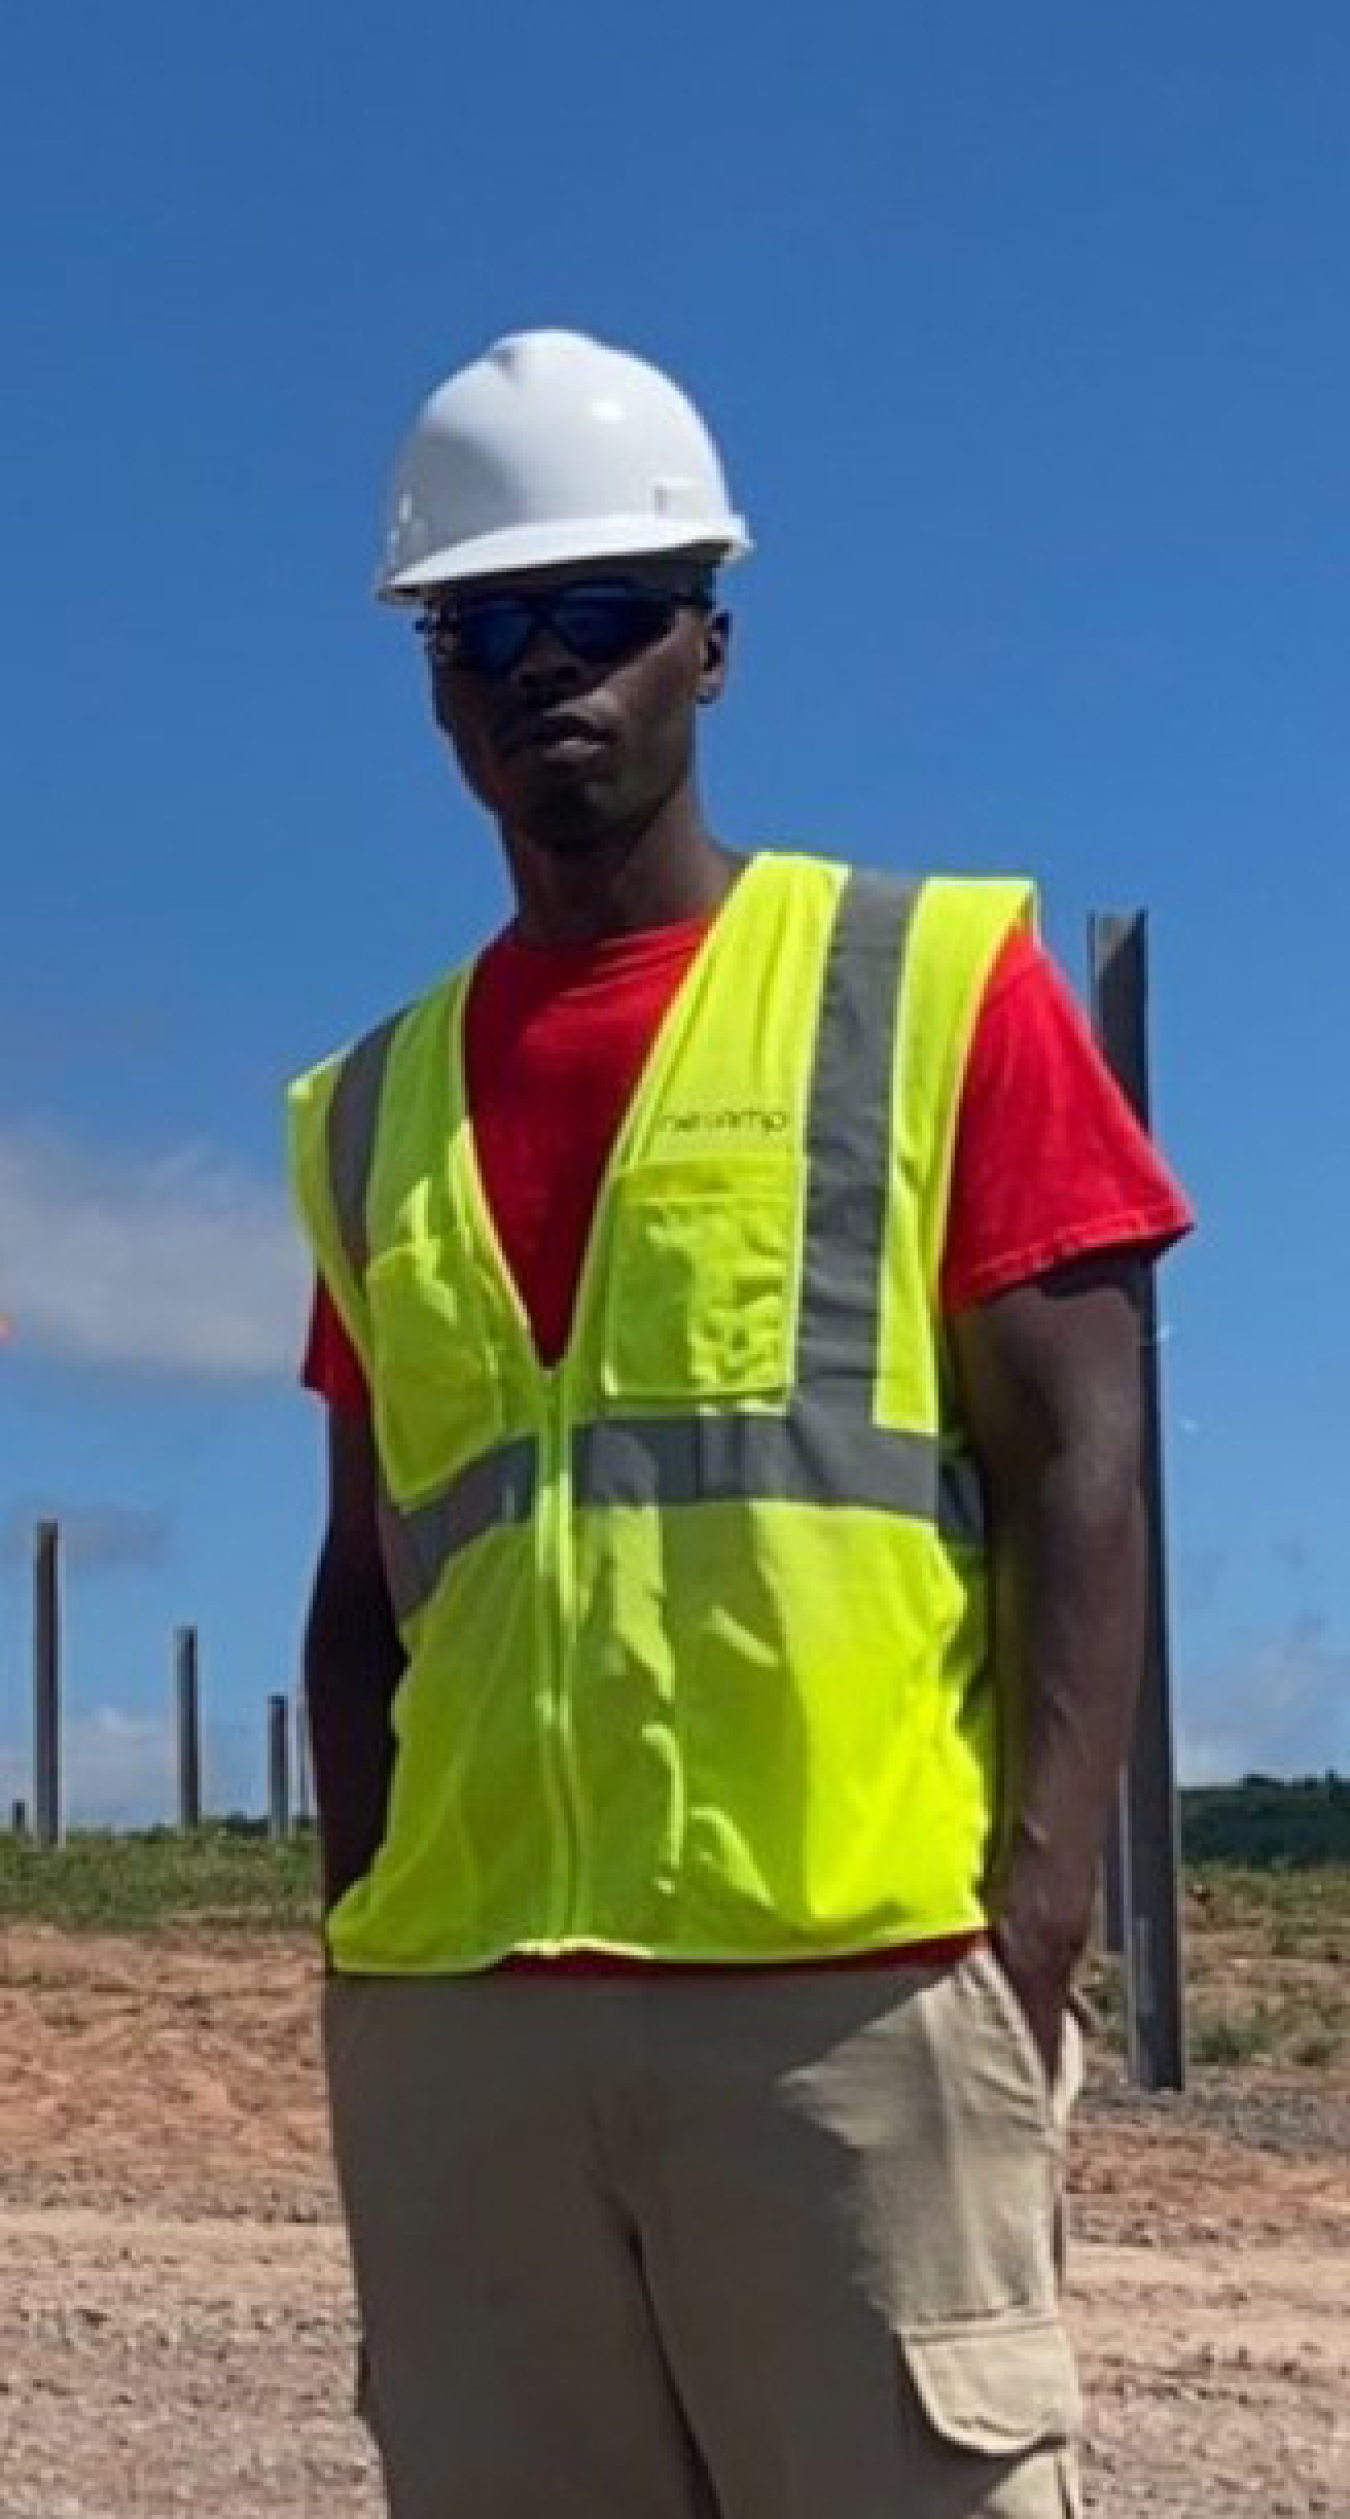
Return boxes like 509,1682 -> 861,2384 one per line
288,853 -> 1033,1973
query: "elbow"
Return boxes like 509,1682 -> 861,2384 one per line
1039,1438 -> 1142,1574
993,1382 -> 1143,1553
302,1542 -> 358,1710
1057,1379 -> 1143,1534
303,1533 -> 405,1711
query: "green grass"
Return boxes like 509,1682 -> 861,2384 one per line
3,1835 -> 1349,1991
1188,1861 -> 1350,1931
1190,2005 -> 1277,2066
1290,2026 -> 1340,2069
1182,1862 -> 1349,2072
0,1826 -> 319,1931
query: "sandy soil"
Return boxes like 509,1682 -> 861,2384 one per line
1,1926 -> 1345,2518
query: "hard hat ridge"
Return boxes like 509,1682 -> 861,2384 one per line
378,328 -> 751,599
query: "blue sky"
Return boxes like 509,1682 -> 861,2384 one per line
2,3 -> 1347,1820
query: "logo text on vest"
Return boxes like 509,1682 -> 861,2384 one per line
656,1107 -> 791,1138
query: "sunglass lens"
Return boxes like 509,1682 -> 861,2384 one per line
424,583 -> 689,676
551,590 -> 673,664
450,599 -> 535,676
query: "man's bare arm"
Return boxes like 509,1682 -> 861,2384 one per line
304,1406 -> 406,1916
950,1252 -> 1147,2076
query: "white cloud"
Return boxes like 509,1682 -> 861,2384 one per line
0,1127 -> 309,1377
1176,1618 -> 1350,1784
0,1500 -> 170,1572
0,1705 -> 173,1828
0,1700 -> 286,1828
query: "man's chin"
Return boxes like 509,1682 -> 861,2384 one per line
510,772 -> 625,856
523,818 -> 619,858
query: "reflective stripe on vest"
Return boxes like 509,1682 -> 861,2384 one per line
325,870 -> 985,1627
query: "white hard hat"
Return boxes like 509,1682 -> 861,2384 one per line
377,329 -> 751,600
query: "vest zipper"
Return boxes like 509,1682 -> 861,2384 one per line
539,1370 -> 584,1938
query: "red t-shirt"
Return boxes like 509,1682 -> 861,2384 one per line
303,918 -> 1191,1403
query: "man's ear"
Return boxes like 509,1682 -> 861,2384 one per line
697,608 -> 731,704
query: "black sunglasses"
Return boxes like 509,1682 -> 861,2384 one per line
416,576 -> 715,678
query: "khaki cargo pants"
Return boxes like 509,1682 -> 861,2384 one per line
325,1949 -> 1084,2519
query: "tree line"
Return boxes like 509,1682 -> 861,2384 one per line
1180,1773 -> 1350,1867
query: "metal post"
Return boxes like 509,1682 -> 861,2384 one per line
175,1627 -> 202,1831
293,1690 -> 312,1829
1101,1791 -> 1127,1955
1089,911 -> 1186,2091
267,1693 -> 290,1842
33,1520 -> 61,1849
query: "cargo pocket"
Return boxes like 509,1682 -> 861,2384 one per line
600,1154 -> 800,1403
899,2314 -> 1083,2516
902,2314 -> 1081,2456
365,1238 -> 499,1504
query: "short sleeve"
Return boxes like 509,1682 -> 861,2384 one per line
940,929 -> 1194,1312
302,1278 -> 370,1410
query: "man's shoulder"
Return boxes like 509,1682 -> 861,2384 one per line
290,956 -> 474,1096
785,851 -> 1034,902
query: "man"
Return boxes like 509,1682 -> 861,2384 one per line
290,327 -> 1192,2519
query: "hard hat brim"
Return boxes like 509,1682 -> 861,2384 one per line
378,511 -> 752,602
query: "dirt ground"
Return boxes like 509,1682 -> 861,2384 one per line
0,1926 -> 1345,2519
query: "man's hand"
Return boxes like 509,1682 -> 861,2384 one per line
990,1909 -> 1077,2090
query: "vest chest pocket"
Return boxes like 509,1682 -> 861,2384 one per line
365,1239 -> 500,1504
600,1154 -> 802,1405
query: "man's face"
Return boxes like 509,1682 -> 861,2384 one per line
420,553 -> 730,852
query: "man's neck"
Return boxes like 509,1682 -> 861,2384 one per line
503,793 -> 742,946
